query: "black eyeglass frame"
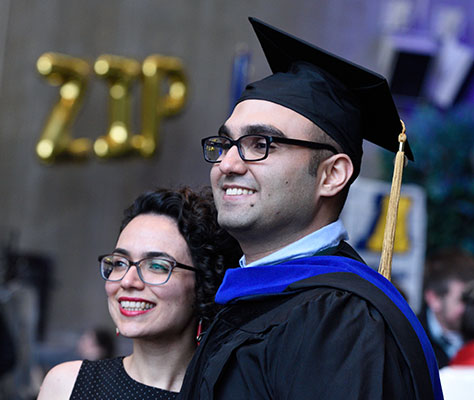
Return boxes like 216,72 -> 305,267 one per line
98,254 -> 199,286
201,134 -> 339,163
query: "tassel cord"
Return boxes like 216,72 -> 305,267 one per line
378,124 -> 407,281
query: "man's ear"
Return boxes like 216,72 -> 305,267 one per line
425,289 -> 442,312
318,154 -> 353,198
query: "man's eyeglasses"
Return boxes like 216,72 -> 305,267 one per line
98,254 -> 198,286
201,134 -> 338,163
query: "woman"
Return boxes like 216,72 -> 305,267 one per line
38,187 -> 241,399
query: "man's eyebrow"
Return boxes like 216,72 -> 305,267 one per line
218,124 -> 231,137
217,124 -> 285,138
244,124 -> 285,137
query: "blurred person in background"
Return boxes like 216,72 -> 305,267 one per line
37,187 -> 241,399
75,327 -> 116,361
439,280 -> 474,399
0,306 -> 17,397
418,248 -> 474,368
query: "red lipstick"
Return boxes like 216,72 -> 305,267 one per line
118,297 -> 156,317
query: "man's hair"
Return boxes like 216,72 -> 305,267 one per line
423,248 -> 474,296
307,125 -> 349,215
120,186 -> 242,328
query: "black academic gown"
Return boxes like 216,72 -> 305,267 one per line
417,307 -> 450,368
179,244 -> 441,400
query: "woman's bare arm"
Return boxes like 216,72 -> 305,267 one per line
37,360 -> 82,400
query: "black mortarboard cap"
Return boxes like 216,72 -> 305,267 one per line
237,17 -> 414,180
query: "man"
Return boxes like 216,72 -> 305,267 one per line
439,280 -> 474,399
418,248 -> 474,368
180,18 -> 442,399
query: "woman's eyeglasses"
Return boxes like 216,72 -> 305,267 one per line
98,254 -> 198,285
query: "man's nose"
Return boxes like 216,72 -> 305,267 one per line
218,145 -> 248,175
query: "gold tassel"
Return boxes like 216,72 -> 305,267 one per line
378,120 -> 407,281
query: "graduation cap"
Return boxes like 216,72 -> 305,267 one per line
237,17 -> 414,181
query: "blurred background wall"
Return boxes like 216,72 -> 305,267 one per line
0,0 -> 473,397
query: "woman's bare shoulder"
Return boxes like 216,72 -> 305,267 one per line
37,360 -> 83,400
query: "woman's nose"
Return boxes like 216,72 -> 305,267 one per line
120,265 -> 145,289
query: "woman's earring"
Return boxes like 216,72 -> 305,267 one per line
196,319 -> 203,344
116,327 -> 120,337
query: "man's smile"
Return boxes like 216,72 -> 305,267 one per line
224,187 -> 256,196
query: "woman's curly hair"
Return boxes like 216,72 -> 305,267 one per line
119,186 -> 242,329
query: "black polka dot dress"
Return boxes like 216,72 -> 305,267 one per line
70,357 -> 179,399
